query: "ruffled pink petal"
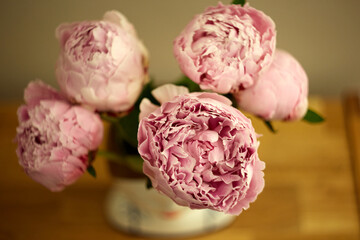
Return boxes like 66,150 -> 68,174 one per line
139,98 -> 159,120
24,80 -> 65,107
103,10 -> 137,37
151,84 -> 189,105
138,89 -> 264,215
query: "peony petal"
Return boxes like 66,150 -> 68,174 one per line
196,92 -> 232,106
234,49 -> 308,121
17,105 -> 29,122
139,98 -> 159,120
24,80 -> 65,107
103,10 -> 137,37
194,130 -> 218,142
55,22 -> 78,48
151,84 -> 189,104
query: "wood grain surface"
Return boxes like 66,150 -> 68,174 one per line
0,97 -> 359,240
343,92 -> 360,224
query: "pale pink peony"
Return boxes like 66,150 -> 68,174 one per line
15,80 -> 104,191
233,49 -> 308,121
56,10 -> 148,112
138,84 -> 265,215
173,2 -> 276,94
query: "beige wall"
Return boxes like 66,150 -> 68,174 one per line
0,0 -> 359,100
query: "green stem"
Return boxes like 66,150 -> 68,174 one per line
96,149 -> 143,173
97,149 -> 122,161
100,113 -> 119,124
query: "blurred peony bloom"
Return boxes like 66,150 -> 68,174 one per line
15,80 -> 104,191
138,84 -> 265,215
173,2 -> 276,94
233,49 -> 308,121
56,10 -> 149,112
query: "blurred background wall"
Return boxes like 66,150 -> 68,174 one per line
0,0 -> 359,100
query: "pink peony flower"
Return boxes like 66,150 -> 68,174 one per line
56,10 -> 149,112
233,49 -> 308,121
138,84 -> 265,215
173,2 -> 276,94
15,80 -> 104,191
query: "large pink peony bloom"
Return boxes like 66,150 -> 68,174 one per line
233,49 -> 308,121
173,2 -> 276,94
56,11 -> 148,112
15,80 -> 104,191
138,84 -> 265,215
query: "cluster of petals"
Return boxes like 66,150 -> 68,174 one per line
56,10 -> 149,112
15,81 -> 103,191
138,84 -> 265,215
173,2 -> 276,94
16,10 -> 150,191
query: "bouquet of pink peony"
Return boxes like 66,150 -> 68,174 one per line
15,1 -> 323,216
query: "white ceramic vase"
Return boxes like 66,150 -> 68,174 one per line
105,178 -> 236,238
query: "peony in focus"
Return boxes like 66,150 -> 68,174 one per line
233,49 -> 308,121
15,80 -> 104,191
173,2 -> 276,94
56,10 -> 149,112
138,84 -> 265,215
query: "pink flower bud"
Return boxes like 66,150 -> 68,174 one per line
173,3 -> 276,94
15,81 -> 103,191
234,49 -> 308,121
56,11 -> 149,112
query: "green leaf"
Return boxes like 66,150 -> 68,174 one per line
174,75 -> 201,93
146,177 -> 153,189
264,120 -> 277,133
115,81 -> 158,148
117,109 -> 140,148
87,165 -> 97,178
232,0 -> 246,6
302,109 -> 325,123
224,93 -> 238,108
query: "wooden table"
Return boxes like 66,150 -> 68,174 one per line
0,97 -> 359,240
